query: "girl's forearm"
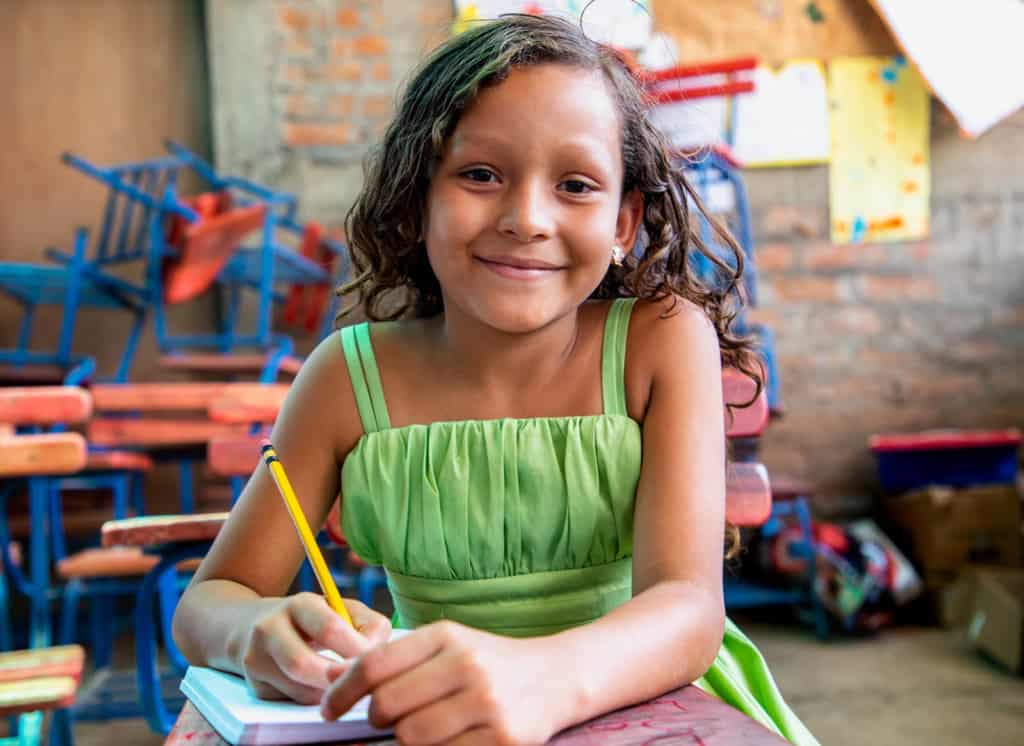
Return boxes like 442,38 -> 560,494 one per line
172,579 -> 282,675
541,580 -> 725,734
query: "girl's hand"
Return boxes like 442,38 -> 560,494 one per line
321,621 -> 562,745
239,592 -> 391,704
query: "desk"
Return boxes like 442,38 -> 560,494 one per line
166,685 -> 788,745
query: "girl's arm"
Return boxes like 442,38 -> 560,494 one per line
320,298 -> 728,742
171,334 -> 390,703
542,297 -> 728,724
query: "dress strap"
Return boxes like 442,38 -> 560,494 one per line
601,298 -> 637,417
339,323 -> 392,433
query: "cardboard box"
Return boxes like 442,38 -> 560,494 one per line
884,484 -> 1022,575
943,567 -> 1024,674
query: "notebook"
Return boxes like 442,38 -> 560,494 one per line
181,631 -> 409,745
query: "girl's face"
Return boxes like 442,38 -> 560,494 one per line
423,63 -> 642,334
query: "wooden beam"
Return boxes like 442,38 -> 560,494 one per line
0,676 -> 78,716
207,384 -> 290,424
0,433 -> 87,477
207,433 -> 265,477
0,386 -> 92,425
91,383 -> 234,412
0,645 -> 84,684
102,512 -> 229,548
87,418 -> 249,447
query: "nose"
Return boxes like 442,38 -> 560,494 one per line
496,178 -> 555,242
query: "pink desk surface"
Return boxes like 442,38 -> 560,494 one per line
166,684 -> 787,745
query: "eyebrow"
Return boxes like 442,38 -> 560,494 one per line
448,132 -> 617,172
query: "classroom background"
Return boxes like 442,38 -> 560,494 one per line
1,1 -> 1022,745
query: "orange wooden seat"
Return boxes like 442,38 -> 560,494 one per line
725,462 -> 772,527
207,385 -> 290,424
87,418 -> 250,448
92,382 -> 252,412
88,382 -> 287,448
0,676 -> 79,717
164,202 -> 268,304
84,450 -> 154,473
0,432 -> 88,478
0,644 -> 83,684
0,386 -> 92,425
101,513 -> 229,548
55,546 -> 202,579
207,433 -> 266,477
0,644 -> 84,718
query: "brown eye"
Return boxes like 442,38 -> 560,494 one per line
462,168 -> 497,183
561,179 -> 593,194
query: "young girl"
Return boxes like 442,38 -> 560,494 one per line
173,14 -> 818,746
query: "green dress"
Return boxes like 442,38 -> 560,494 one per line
338,299 -> 818,746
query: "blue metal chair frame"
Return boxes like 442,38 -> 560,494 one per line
0,225 -> 144,384
683,149 -> 781,412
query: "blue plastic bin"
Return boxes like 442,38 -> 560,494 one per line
869,429 -> 1021,493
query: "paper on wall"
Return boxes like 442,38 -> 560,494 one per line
732,60 -> 830,168
828,56 -> 930,245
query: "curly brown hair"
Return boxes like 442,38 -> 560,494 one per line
341,14 -> 764,556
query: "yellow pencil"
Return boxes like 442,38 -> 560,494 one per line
260,439 -> 354,628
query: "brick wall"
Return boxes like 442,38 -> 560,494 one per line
206,3 -> 1024,506
207,0 -> 451,226
749,104 -> 1024,509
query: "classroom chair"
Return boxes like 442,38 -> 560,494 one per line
0,222 -> 142,385
60,150 -> 315,381
0,645 -> 84,746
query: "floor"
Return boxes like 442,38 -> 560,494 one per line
47,615 -> 1024,745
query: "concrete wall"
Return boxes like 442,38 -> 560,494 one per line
0,0 -> 211,381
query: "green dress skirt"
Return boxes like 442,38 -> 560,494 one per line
337,300 -> 818,746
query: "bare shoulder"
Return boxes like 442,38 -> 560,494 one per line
622,296 -> 721,420
627,296 -> 719,367
283,328 -> 364,460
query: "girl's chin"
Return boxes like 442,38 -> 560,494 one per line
469,302 -> 567,335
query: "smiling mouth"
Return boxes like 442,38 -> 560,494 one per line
475,256 -> 565,280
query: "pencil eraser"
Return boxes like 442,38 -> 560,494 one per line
259,438 -> 273,451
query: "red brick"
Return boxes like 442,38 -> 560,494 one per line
992,305 -> 1024,326
280,63 -> 309,86
824,307 -> 883,335
363,94 -> 392,118
336,8 -> 361,28
284,123 -> 356,147
804,242 -> 887,270
754,242 -> 795,272
772,276 -> 840,302
370,62 -> 391,82
282,93 -> 318,119
324,95 -> 355,119
904,240 -> 931,262
419,3 -> 454,26
860,275 -> 938,302
352,35 -> 387,56
279,7 -> 311,31
323,61 -> 362,82
285,35 -> 314,57
331,38 -> 350,58
759,205 -> 825,238
745,307 -> 781,328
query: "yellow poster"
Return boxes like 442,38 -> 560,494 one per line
828,56 -> 930,244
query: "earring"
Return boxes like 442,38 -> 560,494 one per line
611,244 -> 625,266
